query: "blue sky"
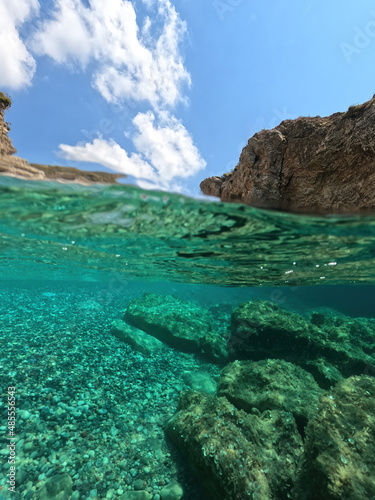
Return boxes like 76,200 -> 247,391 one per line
1,0 -> 375,195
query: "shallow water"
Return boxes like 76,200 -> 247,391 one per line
1,176 -> 374,499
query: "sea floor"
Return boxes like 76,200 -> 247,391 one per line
0,284 -> 221,500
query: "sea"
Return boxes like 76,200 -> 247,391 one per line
0,175 -> 374,500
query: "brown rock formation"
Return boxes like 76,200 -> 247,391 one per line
0,101 -> 125,185
200,97 -> 375,214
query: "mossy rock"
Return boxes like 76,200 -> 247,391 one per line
229,300 -> 375,388
0,92 -> 11,111
167,390 -> 303,500
218,359 -> 324,426
293,376 -> 375,500
124,293 -> 215,354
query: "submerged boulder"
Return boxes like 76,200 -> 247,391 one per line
124,293 -> 229,361
200,96 -> 375,214
228,300 -> 375,387
293,376 -> 375,500
166,391 -> 303,500
110,319 -> 166,355
218,359 -> 324,425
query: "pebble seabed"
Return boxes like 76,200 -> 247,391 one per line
0,284 -> 220,499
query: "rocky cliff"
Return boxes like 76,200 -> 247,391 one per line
200,97 -> 375,214
0,102 -> 124,185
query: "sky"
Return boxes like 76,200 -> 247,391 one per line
1,0 -> 375,195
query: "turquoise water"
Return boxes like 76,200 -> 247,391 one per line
1,176 -> 375,499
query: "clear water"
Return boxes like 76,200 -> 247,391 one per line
1,176 -> 374,499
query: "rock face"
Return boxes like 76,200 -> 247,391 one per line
229,300 -> 375,388
124,293 -> 229,361
218,359 -> 323,424
0,104 -> 124,185
200,97 -> 375,214
293,376 -> 375,500
110,319 -> 166,355
166,391 -> 303,500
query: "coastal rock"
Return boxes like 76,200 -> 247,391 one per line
218,359 -> 323,425
293,376 -> 375,500
0,93 -> 124,185
229,300 -> 375,387
201,96 -> 375,214
124,293 -> 228,360
166,391 -> 303,500
110,319 -> 166,355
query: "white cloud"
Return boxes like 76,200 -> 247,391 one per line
0,0 -> 39,88
59,137 -> 157,181
31,0 -> 190,109
59,111 -> 206,191
132,111 -> 206,180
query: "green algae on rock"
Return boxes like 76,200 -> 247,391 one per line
218,359 -> 323,425
166,390 -> 303,500
110,319 -> 166,355
293,376 -> 375,500
229,300 -> 375,387
124,293 -> 229,361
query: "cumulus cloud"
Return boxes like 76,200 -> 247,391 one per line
59,137 -> 157,181
0,0 -> 39,88
31,0 -> 190,109
59,111 -> 206,191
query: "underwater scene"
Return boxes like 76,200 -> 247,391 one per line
1,175 -> 375,500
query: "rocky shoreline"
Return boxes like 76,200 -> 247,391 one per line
201,96 -> 375,214
0,93 -> 124,185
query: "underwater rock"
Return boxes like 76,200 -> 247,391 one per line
124,293 -> 228,360
200,96 -> 375,214
293,376 -> 375,500
182,370 -> 217,394
110,319 -> 166,355
160,481 -> 184,500
218,359 -> 323,425
166,390 -> 303,500
36,472 -> 73,499
229,300 -> 375,387
119,491 -> 152,500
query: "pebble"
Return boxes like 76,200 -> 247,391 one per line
0,287 -> 214,500
134,479 -> 144,490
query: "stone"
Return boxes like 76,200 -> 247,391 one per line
293,376 -> 375,500
36,472 -> 73,500
133,479 -> 145,490
218,359 -> 324,425
160,481 -> 184,500
229,300 -> 375,388
182,370 -> 217,394
166,391 -> 303,500
200,96 -> 375,214
111,319 -> 166,355
119,492 -> 152,500
124,293 -> 221,356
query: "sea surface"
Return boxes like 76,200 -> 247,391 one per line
0,175 -> 374,499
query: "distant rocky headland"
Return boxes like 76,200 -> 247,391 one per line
201,96 -> 375,214
0,92 -> 124,185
